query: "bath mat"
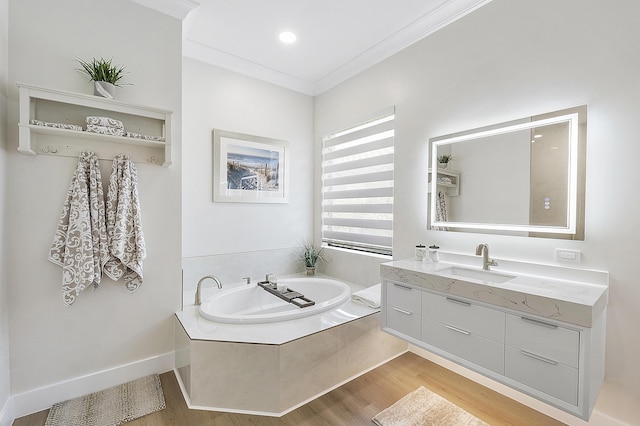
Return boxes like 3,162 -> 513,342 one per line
372,386 -> 489,426
45,374 -> 165,426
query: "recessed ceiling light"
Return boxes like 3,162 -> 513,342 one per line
279,31 -> 297,44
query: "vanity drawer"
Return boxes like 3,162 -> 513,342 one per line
386,282 -> 421,313
387,305 -> 421,340
505,346 -> 578,405
506,314 -> 579,368
422,291 -> 505,342
422,317 -> 504,374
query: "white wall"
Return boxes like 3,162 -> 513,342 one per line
315,0 -> 640,422
182,58 -> 314,258
0,0 -> 11,422
6,0 -> 182,415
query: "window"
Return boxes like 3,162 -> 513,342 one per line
321,108 -> 395,256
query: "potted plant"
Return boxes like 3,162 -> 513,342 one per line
437,154 -> 453,169
297,241 -> 326,276
76,56 -> 129,99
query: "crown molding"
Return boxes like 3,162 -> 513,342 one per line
129,0 -> 199,20
313,0 -> 492,94
182,39 -> 317,96
143,0 -> 491,95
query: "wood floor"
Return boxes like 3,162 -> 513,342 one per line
14,352 -> 564,425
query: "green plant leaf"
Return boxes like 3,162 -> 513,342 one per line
75,56 -> 131,86
437,154 -> 453,163
297,241 -> 326,267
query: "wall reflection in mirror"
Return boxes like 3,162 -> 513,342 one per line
428,106 -> 586,239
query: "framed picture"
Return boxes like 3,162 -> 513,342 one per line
212,129 -> 289,203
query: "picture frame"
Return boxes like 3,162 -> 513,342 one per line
212,129 -> 289,203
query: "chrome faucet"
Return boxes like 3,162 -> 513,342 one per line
264,273 -> 276,288
475,244 -> 498,271
194,275 -> 222,305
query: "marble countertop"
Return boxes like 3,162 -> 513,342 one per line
380,258 -> 609,327
176,278 -> 379,345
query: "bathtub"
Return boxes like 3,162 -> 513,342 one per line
175,276 -> 407,415
198,277 -> 351,324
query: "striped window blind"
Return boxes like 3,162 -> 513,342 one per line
321,109 -> 395,256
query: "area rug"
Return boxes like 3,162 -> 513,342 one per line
372,386 -> 489,426
45,374 -> 165,426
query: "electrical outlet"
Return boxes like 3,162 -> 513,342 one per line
556,249 -> 581,263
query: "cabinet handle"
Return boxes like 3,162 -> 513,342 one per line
446,297 -> 471,306
521,316 -> 558,329
520,349 -> 558,365
393,283 -> 413,291
445,324 -> 470,335
393,307 -> 413,315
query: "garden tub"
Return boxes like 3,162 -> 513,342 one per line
198,277 -> 351,324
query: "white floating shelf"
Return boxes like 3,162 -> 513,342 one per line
17,83 -> 173,166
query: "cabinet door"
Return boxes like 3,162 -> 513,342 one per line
422,317 -> 504,374
505,346 -> 578,405
506,314 -> 579,368
422,291 -> 505,342
386,282 -> 421,313
387,306 -> 421,339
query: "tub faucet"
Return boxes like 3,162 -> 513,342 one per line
264,273 -> 276,288
195,275 -> 222,306
475,244 -> 498,271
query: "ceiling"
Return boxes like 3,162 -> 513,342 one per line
132,0 -> 492,95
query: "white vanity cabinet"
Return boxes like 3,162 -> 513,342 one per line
385,282 -> 422,340
381,275 -> 606,420
421,291 -> 505,375
505,313 -> 580,405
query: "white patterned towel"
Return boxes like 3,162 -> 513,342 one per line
30,119 -> 83,132
86,116 -> 124,130
104,155 -> 146,291
125,131 -> 166,142
86,124 -> 125,137
49,152 -> 109,306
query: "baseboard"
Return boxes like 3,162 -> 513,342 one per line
11,351 -> 174,419
0,397 -> 13,426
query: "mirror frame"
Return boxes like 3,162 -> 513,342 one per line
429,108 -> 584,236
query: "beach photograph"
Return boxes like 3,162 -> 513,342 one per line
226,144 -> 280,191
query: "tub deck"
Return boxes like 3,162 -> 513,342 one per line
176,278 -> 378,345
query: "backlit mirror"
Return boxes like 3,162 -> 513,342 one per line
428,106 -> 586,239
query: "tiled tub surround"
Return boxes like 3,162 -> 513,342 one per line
175,278 -> 407,415
182,248 -> 303,308
380,254 -> 608,420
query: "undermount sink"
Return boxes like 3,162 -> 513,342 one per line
444,266 -> 516,284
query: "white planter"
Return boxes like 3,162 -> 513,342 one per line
94,81 -> 116,99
